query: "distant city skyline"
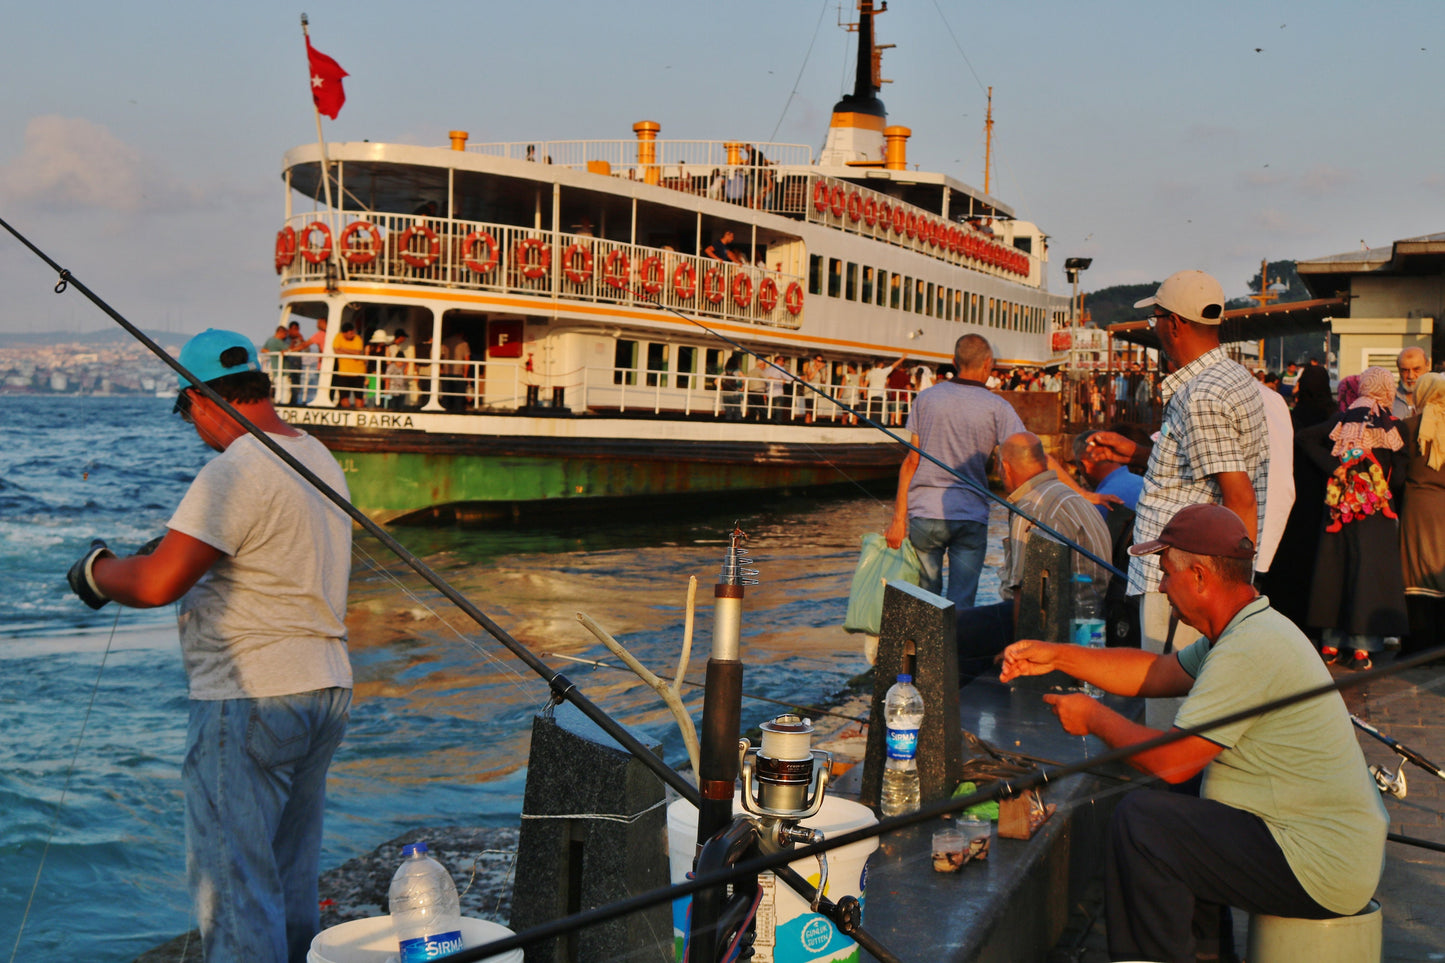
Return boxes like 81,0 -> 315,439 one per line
2,0 -> 1442,338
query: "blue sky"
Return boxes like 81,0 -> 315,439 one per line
2,0 -> 1441,337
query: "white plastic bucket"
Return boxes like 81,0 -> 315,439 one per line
307,916 -> 524,963
667,794 -> 879,963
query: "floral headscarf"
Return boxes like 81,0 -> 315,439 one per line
1329,367 -> 1403,458
1414,371 -> 1445,471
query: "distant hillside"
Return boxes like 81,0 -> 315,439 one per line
1083,260 -> 1309,327
0,328 -> 185,348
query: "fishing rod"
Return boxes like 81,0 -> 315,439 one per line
637,291 -> 1126,580
444,640 -> 1445,962
1351,712 -> 1445,797
0,214 -> 698,808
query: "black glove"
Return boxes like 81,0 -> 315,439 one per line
67,539 -> 116,610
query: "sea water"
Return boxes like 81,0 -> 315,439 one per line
1,395 -> 1012,961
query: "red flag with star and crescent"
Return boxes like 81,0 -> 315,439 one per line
306,37 -> 347,119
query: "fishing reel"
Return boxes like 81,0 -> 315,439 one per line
1370,760 -> 1408,799
738,714 -> 833,909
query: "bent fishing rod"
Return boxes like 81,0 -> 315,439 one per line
638,292 -> 1126,580
0,214 -> 698,808
444,640 -> 1445,961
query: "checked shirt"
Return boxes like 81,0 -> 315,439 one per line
1128,347 -> 1269,594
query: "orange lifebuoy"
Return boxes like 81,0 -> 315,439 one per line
639,255 -> 664,294
757,277 -> 779,313
928,221 -> 940,247
702,267 -> 726,305
783,281 -> 804,316
731,273 -> 753,309
299,221 -> 332,264
398,224 -> 440,268
563,243 -> 594,284
338,221 -> 381,266
862,196 -> 878,227
515,238 -> 550,279
891,206 -> 906,235
812,181 -> 830,213
274,226 -> 296,273
462,231 -> 498,274
846,191 -> 863,223
829,185 -> 846,218
673,261 -> 697,300
602,249 -> 630,290
877,201 -> 892,231
905,212 -> 917,240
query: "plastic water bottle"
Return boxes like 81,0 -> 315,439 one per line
880,674 -> 924,817
1071,574 -> 1106,697
389,841 -> 464,962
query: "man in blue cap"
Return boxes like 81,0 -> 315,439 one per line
67,329 -> 352,963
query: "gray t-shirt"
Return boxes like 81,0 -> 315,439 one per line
904,381 -> 1025,523
168,431 -> 353,701
1174,597 -> 1387,914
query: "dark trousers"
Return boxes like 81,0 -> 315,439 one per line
1105,790 -> 1337,962
1405,594 -> 1445,657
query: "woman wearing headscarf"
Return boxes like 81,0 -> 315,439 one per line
1302,366 -> 1409,669
1265,364 -> 1337,630
1399,371 -> 1445,658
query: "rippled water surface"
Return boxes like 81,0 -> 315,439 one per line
1,395 -> 1012,960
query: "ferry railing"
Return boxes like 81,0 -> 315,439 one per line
280,214 -> 806,331
463,138 -> 814,171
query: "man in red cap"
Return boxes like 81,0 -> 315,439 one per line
1000,503 -> 1386,963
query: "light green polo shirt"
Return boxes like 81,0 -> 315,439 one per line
1174,596 -> 1387,914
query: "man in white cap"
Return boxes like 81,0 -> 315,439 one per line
1086,271 -> 1268,715
67,329 -> 352,963
1001,503 -> 1386,963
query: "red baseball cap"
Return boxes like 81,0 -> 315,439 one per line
1128,503 -> 1256,560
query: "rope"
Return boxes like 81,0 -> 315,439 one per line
8,607 -> 122,963
519,798 -> 667,826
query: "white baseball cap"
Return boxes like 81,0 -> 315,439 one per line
1134,270 -> 1226,325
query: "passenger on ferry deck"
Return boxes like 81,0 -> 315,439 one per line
764,355 -> 788,422
802,354 -> 827,424
331,322 -> 367,409
385,329 -> 418,410
863,357 -> 899,424
841,362 -> 860,425
282,320 -> 305,404
297,318 -> 328,404
999,503 -> 1386,963
703,229 -> 743,264
954,432 -> 1112,682
885,335 -> 1022,611
885,356 -> 912,425
1085,270 -> 1269,673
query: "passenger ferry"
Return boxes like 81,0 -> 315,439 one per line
269,1 -> 1068,522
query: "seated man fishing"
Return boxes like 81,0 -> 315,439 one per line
999,503 -> 1386,963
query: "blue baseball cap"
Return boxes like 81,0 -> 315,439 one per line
177,329 -> 261,388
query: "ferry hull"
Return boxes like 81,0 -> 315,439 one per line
285,412 -> 905,522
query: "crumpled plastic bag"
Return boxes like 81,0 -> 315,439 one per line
842,532 -> 922,636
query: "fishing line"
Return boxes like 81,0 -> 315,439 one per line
8,606 -> 122,963
768,0 -> 833,145
0,213 -> 700,808
637,292 -> 1124,579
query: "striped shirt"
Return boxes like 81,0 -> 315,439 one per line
1128,347 -> 1269,594
1001,470 -> 1114,599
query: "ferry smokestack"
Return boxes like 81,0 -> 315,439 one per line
449,130 -> 469,151
633,121 -> 661,184
819,1 -> 889,166
884,125 -> 911,170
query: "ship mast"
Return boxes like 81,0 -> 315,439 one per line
984,86 -> 994,196
818,0 -> 890,166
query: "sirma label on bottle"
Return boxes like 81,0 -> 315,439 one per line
885,727 -> 918,760
399,930 -> 464,962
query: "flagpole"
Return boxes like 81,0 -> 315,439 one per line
300,13 -> 344,282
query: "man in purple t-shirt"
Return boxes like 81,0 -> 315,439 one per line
886,334 -> 1025,610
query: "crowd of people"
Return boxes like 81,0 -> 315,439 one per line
884,269 -> 1442,962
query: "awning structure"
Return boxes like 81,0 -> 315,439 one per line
1106,296 -> 1347,349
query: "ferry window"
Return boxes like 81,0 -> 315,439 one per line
915,279 -> 926,315
845,262 -> 857,301
861,266 -> 875,303
877,269 -> 889,307
935,284 -> 944,318
954,290 -> 963,323
704,348 -> 722,389
677,346 -> 697,389
828,258 -> 842,298
890,274 -> 902,309
924,282 -> 934,317
972,293 -> 980,326
902,277 -> 913,313
943,287 -> 951,321
614,339 -> 638,385
809,255 -> 824,296
988,298 -> 996,327
645,342 -> 669,387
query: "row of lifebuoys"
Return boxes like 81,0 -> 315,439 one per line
807,182 -> 1032,277
273,222 -> 807,314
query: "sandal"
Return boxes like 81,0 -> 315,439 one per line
1320,645 -> 1341,665
1352,651 -> 1373,671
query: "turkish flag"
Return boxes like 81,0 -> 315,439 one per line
306,37 -> 347,120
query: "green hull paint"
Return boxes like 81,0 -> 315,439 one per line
332,448 -> 896,521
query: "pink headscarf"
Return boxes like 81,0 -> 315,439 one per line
1330,367 -> 1403,457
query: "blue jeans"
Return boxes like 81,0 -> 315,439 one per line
908,517 -> 988,611
185,688 -> 351,963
